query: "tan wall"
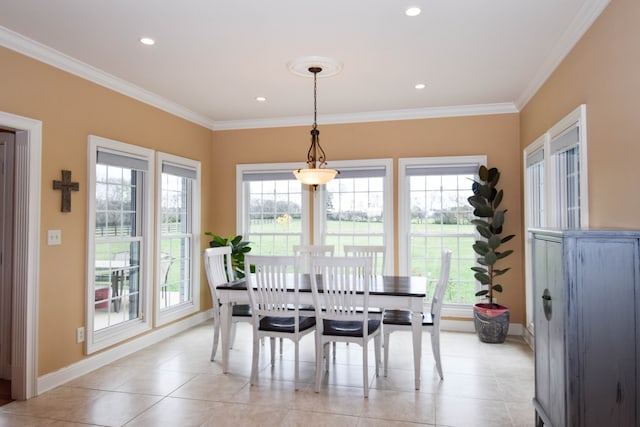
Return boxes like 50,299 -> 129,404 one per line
0,46 -> 214,376
212,114 -> 524,321
520,0 -> 640,228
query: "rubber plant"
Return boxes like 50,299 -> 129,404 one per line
467,165 -> 515,307
205,233 -> 252,279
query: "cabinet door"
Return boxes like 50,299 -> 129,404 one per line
533,236 -> 551,412
545,238 -> 565,426
577,239 -> 637,427
533,235 -> 565,425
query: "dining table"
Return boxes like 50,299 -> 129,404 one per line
216,274 -> 428,390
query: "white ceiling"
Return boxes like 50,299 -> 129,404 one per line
0,0 -> 610,130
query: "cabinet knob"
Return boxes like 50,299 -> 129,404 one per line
542,288 -> 552,321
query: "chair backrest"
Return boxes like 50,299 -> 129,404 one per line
310,256 -> 372,323
203,247 -> 234,319
244,255 -> 301,320
431,250 -> 452,321
159,253 -> 175,285
293,244 -> 334,274
343,245 -> 386,275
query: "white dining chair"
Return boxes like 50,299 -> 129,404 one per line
203,246 -> 252,361
343,245 -> 386,275
310,255 -> 381,397
293,244 -> 334,274
382,249 -> 452,379
343,244 -> 385,318
245,255 -> 316,390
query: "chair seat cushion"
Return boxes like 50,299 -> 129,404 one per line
322,319 -> 381,337
382,309 -> 434,326
259,316 -> 316,333
231,304 -> 252,317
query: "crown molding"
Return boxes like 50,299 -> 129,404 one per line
0,25 -> 216,129
212,103 -> 519,131
515,0 -> 611,110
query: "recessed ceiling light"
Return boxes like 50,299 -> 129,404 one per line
405,7 -> 421,17
256,96 -> 266,102
415,83 -> 426,90
139,37 -> 155,46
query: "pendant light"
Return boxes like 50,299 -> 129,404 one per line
293,66 -> 338,187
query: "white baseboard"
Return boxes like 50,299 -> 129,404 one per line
522,325 -> 534,350
37,310 -> 212,395
441,319 -> 524,336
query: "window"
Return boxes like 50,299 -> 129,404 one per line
315,159 -> 393,273
87,135 -> 154,353
398,156 -> 486,316
155,153 -> 201,325
523,104 -> 588,333
237,163 -> 310,255
525,143 -> 545,229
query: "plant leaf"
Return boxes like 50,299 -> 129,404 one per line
478,226 -> 493,239
496,249 -> 514,260
478,184 -> 493,200
478,165 -> 489,181
493,210 -> 505,229
494,189 -> 503,209
493,268 -> 511,276
474,205 -> 493,218
487,168 -> 500,185
474,272 -> 490,284
488,234 -> 501,249
473,241 -> 489,255
470,219 -> 490,228
492,284 -> 503,292
471,266 -> 487,273
501,234 -> 515,244
484,251 -> 497,265
475,290 -> 489,297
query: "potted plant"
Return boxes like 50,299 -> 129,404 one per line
467,165 -> 515,343
205,233 -> 252,279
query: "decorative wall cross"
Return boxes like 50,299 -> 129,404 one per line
53,170 -> 79,213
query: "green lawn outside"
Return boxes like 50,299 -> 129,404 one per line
247,219 -> 479,304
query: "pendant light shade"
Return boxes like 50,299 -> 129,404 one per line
293,66 -> 338,187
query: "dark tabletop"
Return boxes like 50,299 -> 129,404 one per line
217,274 -> 427,297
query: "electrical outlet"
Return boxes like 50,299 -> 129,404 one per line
47,229 -> 62,246
76,326 -> 85,343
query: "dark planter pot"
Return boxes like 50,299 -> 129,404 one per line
473,303 -> 510,343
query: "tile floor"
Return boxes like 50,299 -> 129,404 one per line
0,322 -> 535,426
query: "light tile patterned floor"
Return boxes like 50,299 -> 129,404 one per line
0,322 -> 535,426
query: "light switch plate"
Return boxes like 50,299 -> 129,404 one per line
47,229 -> 62,246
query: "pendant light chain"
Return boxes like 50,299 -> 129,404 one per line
313,69 -> 318,130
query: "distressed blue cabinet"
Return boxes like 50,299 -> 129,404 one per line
531,229 -> 640,427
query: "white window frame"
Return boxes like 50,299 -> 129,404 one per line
523,104 -> 588,334
236,162 -> 311,254
398,155 -> 486,318
314,158 -> 394,274
86,135 -> 154,354
155,152 -> 201,326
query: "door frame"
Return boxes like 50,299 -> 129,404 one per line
0,132 -> 15,380
0,111 -> 41,400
